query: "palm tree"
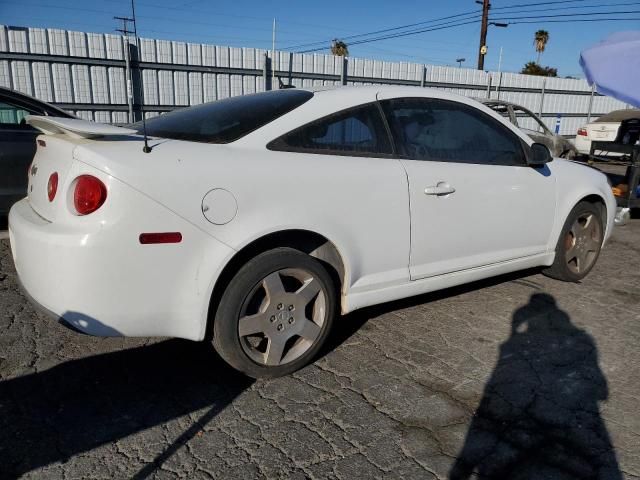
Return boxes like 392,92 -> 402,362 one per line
331,39 -> 349,56
534,30 -> 549,64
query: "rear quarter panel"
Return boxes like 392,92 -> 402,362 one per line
73,138 -> 411,297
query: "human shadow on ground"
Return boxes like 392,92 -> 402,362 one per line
0,339 -> 253,478
449,293 -> 622,480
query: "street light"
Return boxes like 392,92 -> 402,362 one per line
478,21 -> 509,70
456,58 -> 466,68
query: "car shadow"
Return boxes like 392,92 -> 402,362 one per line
449,293 -> 622,480
0,267 -> 584,478
0,339 -> 253,478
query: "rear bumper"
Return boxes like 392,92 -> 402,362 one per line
9,196 -> 234,340
575,135 -> 591,155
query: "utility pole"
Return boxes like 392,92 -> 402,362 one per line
115,16 -> 135,122
477,0 -> 490,70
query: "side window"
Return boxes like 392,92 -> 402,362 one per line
382,98 -> 526,166
0,101 -> 33,126
268,103 -> 392,156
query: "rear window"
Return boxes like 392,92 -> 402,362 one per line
134,89 -> 313,143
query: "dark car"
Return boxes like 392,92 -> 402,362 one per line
480,99 -> 578,159
0,87 -> 73,215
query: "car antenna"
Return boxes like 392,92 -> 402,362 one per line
130,0 -> 151,153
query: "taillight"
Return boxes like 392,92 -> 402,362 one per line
47,172 -> 58,202
74,175 -> 107,215
577,127 -> 588,136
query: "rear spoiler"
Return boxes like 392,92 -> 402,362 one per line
26,115 -> 138,139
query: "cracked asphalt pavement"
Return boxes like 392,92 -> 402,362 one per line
1,220 -> 639,479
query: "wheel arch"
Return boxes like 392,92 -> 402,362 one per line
204,229 -> 347,341
578,193 -> 607,214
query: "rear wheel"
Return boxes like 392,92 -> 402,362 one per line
543,201 -> 604,282
213,248 -> 337,378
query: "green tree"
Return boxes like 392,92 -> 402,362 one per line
330,39 -> 349,56
521,61 -> 558,77
534,30 -> 550,64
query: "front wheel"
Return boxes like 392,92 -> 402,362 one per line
213,248 -> 337,378
543,201 -> 604,282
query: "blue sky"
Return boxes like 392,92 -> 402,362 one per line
0,0 -> 638,76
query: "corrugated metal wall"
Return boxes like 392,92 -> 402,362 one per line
0,25 -> 631,135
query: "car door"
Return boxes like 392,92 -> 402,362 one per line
0,99 -> 41,213
379,95 -> 556,280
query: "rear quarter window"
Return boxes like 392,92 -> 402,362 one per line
267,102 -> 393,157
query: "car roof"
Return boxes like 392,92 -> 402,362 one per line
594,109 -> 640,123
478,99 -> 531,110
236,85 -> 534,148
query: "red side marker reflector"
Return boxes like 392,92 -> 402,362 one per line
37,139 -> 46,147
139,232 -> 182,244
47,172 -> 58,202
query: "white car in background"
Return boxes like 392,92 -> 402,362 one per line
9,86 -> 615,378
575,108 -> 640,157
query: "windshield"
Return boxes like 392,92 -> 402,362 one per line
133,89 -> 313,143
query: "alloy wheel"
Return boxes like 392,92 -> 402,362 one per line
564,212 -> 602,275
238,268 -> 327,366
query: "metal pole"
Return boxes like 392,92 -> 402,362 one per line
497,46 -> 503,75
538,77 -> 546,117
271,18 -> 276,85
341,56 -> 347,86
496,71 -> 502,100
486,73 -> 492,99
288,51 -> 293,86
420,65 -> 426,87
124,37 -> 134,122
586,83 -> 595,122
477,0 -> 490,70
263,52 -> 270,91
115,16 -> 134,122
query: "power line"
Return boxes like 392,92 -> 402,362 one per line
491,0 -> 591,10
502,16 -> 640,23
491,9 -> 640,19
287,0 -> 637,55
489,0 -> 640,15
298,18 -> 482,53
284,9 -> 481,50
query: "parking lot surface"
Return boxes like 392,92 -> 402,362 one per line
1,220 -> 639,479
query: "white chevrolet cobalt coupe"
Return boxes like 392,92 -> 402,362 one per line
10,86 -> 615,377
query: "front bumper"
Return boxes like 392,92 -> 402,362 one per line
9,197 -> 233,340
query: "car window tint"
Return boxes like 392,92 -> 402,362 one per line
382,98 -> 526,166
268,103 -> 392,156
132,89 -> 313,144
0,102 -> 32,125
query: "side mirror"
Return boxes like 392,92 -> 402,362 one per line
528,143 -> 552,166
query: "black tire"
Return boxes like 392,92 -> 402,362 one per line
543,201 -> 604,282
213,247 -> 337,378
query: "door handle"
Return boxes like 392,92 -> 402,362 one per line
424,183 -> 455,196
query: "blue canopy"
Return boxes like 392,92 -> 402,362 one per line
580,31 -> 640,108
